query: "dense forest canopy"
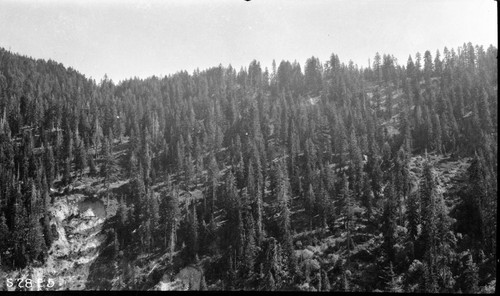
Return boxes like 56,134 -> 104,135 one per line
0,42 -> 497,292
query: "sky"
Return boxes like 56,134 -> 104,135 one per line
0,0 -> 497,83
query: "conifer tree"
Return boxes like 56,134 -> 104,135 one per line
177,135 -> 185,171
88,152 -> 97,177
419,160 -> 440,290
275,158 -> 297,277
462,253 -> 479,293
116,196 -> 129,246
184,152 -> 194,189
361,173 -> 373,218
348,128 -> 364,199
305,183 -> 315,230
74,128 -> 87,177
407,192 -> 420,244
147,190 -> 160,248
255,183 -> 264,246
131,165 -> 146,225
207,152 -> 219,222
0,214 -> 10,264
385,261 -> 402,292
243,211 -> 257,277
321,269 -> 331,291
432,114 -> 443,154
100,135 -> 115,187
339,174 -> 354,264
167,188 -> 180,263
382,174 -> 398,263
26,213 -> 45,263
186,202 -> 199,262
43,146 -> 55,187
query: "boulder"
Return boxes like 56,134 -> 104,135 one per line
304,259 -> 320,271
295,249 -> 314,261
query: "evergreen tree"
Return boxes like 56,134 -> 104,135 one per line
432,114 -> 443,154
462,253 -> 479,293
186,202 -> 199,262
88,153 -> 97,177
321,269 -> 331,291
419,160 -> 439,291
382,174 -> 398,263
305,183 -> 315,230
100,135 -> 115,187
339,174 -> 354,264
0,214 -> 10,264
385,262 -> 403,292
407,192 -> 420,244
243,211 -> 257,277
43,146 -> 55,187
74,128 -> 87,177
361,173 -> 373,218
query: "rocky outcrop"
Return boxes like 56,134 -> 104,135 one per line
4,193 -> 111,291
155,265 -> 206,291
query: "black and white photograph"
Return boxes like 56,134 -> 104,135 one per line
0,0 -> 497,292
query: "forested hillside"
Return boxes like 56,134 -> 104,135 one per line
0,43 -> 497,292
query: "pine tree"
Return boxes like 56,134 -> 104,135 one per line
419,160 -> 439,290
316,183 -> 329,230
265,270 -> 275,291
43,146 -> 55,187
177,135 -> 185,171
88,152 -> 97,177
62,116 -> 73,185
432,114 -> 443,154
161,138 -> 169,172
92,116 -> 103,153
385,261 -> 402,292
147,190 -> 160,248
207,152 -> 219,222
62,157 -> 72,186
255,183 -> 264,246
243,212 -> 257,277
235,204 -> 245,268
131,166 -> 146,225
407,192 -> 420,243
382,174 -> 398,263
463,253 -> 479,293
184,152 -> 194,189
321,269 -> 331,291
26,213 -> 45,263
113,230 -> 120,259
305,183 -> 315,230
140,132 -> 152,187
339,174 -> 354,264
142,218 -> 151,252
41,190 -> 53,248
361,173 -> 373,218
348,128 -> 363,199
74,128 -> 87,177
385,86 -> 394,119
116,196 -> 129,246
274,159 -> 296,276
186,202 -> 199,262
169,188 -> 180,263
423,50 -> 433,88
0,214 -> 10,264
368,143 -> 383,199
100,135 -> 115,187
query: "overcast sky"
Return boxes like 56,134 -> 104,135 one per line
0,0 -> 497,82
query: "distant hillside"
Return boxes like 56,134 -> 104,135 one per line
0,43 -> 497,292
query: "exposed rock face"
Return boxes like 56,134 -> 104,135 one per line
4,193 -> 109,291
78,198 -> 106,219
155,265 -> 206,291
